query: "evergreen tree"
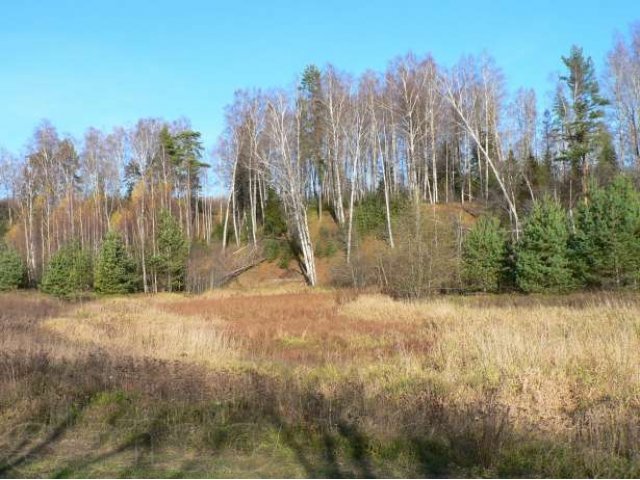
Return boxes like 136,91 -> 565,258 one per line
152,210 -> 188,292
0,245 -> 26,291
263,187 -> 288,238
299,64 -> 326,216
553,46 -> 609,196
539,109 -> 556,195
594,125 -> 619,186
570,176 -> 640,289
165,129 -> 208,199
40,241 -> 93,298
160,127 -> 208,239
515,197 -> 573,293
569,183 -> 600,287
462,215 -> 507,292
94,231 -> 137,294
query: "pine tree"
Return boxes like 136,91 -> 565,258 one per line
94,231 -> 137,294
553,45 -> 609,196
160,127 -> 208,239
570,176 -> 640,289
40,241 -> 93,298
152,210 -> 188,292
0,245 -> 26,291
462,216 -> 507,292
515,197 -> 573,293
167,130 -> 208,200
569,183 -> 600,287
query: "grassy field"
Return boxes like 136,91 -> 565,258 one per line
1,288 -> 640,477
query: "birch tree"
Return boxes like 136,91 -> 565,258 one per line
441,57 -> 520,236
607,25 -> 640,168
261,92 -> 317,286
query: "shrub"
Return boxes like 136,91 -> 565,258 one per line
462,216 -> 507,293
381,208 -> 462,298
277,248 -> 294,269
314,225 -> 339,258
264,238 -> 281,262
263,238 -> 295,269
353,192 -> 411,238
330,242 -> 382,289
40,241 -> 93,298
94,231 -> 137,294
0,246 -> 26,291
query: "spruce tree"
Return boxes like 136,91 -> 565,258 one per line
0,245 -> 26,291
515,197 -> 573,293
40,241 -> 93,298
94,231 -> 137,294
462,215 -> 507,292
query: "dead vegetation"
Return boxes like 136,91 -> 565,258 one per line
1,289 -> 640,477
44,297 -> 237,367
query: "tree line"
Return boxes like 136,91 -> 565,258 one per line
463,176 -> 640,294
0,118 -> 221,293
216,26 -> 640,286
1,23 -> 640,296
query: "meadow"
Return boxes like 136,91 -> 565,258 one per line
1,288 -> 640,478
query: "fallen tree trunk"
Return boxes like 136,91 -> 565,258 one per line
213,257 -> 266,288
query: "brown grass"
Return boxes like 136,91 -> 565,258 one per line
160,291 -> 434,365
2,289 -> 640,477
43,296 -> 236,367
163,291 -> 640,466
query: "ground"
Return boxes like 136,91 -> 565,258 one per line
1,288 -> 640,478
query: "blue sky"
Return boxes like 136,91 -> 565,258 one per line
0,0 -> 637,159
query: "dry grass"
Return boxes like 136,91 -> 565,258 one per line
2,289 -> 640,477
341,294 -> 640,430
43,296 -> 236,367
163,290 -> 640,470
160,290 -> 431,365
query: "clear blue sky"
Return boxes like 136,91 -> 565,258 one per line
0,0 -> 637,157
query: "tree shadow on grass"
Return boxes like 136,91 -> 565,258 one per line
0,404 -> 85,476
1,350 -> 635,478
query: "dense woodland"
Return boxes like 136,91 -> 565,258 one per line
1,24 -> 640,297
